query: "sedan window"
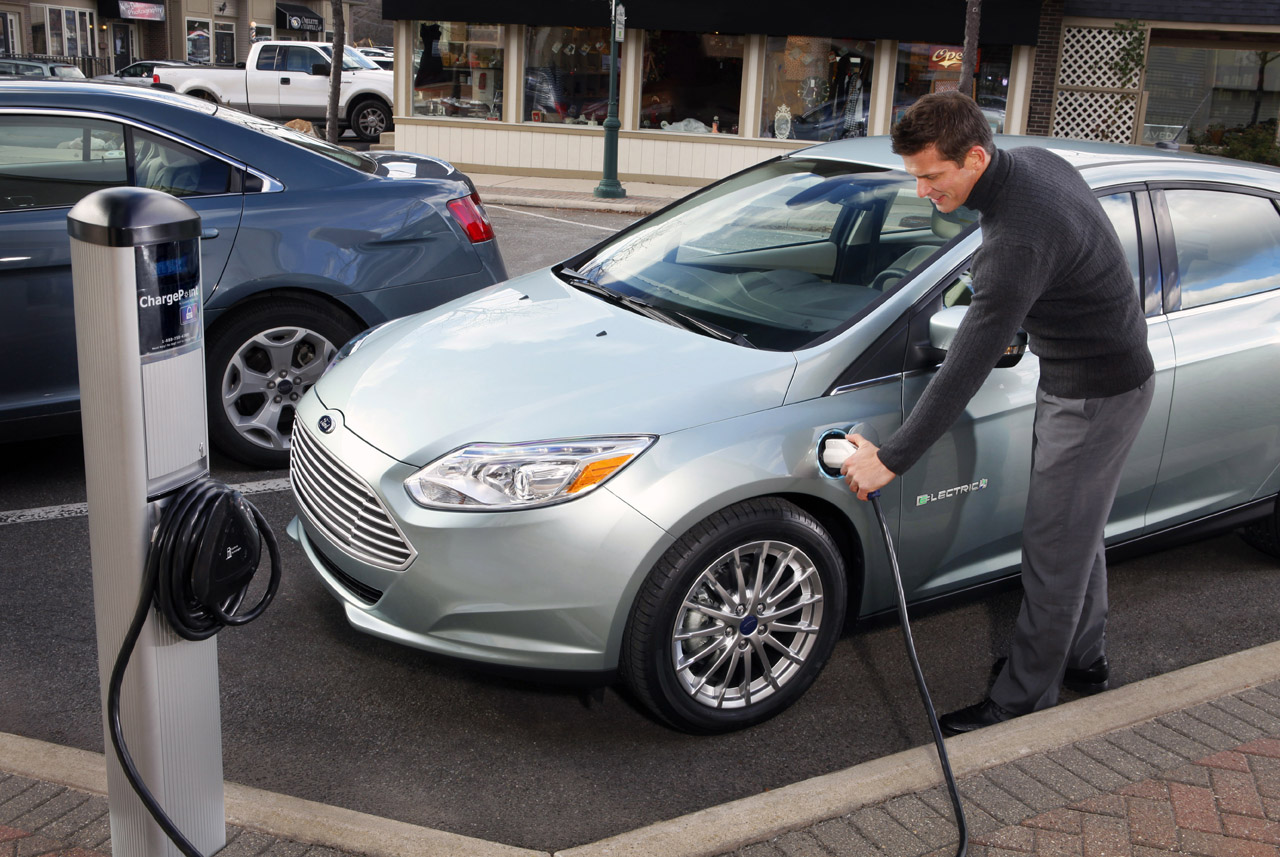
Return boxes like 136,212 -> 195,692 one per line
133,129 -> 233,197
1166,189 -> 1280,310
0,116 -> 128,210
1097,192 -> 1141,296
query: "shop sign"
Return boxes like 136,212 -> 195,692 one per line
120,1 -> 165,21
928,45 -> 965,71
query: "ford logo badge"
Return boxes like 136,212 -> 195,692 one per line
317,415 -> 334,434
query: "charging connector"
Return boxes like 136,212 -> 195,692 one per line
109,477 -> 281,857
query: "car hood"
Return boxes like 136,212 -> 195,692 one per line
315,271 -> 798,465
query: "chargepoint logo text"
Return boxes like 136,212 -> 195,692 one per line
917,478 -> 989,507
139,287 -> 199,309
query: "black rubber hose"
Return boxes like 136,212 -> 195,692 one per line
869,492 -> 968,857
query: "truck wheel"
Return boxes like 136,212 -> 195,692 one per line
189,90 -> 217,103
621,498 -> 847,733
351,99 -> 390,142
205,298 -> 363,469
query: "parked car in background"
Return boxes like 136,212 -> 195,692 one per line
94,60 -> 195,86
0,59 -> 85,79
289,135 -> 1280,733
151,41 -> 394,142
0,80 -> 505,467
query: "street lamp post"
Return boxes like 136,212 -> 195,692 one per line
594,0 -> 626,198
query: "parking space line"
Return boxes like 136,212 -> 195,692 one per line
0,477 -> 292,526
488,204 -> 620,232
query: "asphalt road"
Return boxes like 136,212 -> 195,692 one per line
1,205 -> 1277,852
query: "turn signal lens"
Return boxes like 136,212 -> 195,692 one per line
447,192 -> 496,243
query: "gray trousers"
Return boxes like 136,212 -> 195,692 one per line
990,377 -> 1155,714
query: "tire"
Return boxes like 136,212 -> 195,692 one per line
205,298 -> 362,469
621,498 -> 848,733
1240,498 -> 1280,558
350,99 -> 391,142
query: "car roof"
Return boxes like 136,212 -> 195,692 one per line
790,133 -> 1280,180
0,77 -> 220,113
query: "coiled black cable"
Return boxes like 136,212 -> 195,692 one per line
107,478 -> 281,857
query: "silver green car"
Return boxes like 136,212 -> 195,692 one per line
288,136 -> 1280,733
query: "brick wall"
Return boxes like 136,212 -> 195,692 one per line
1028,0 -> 1064,136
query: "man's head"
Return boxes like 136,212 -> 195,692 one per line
891,91 -> 995,213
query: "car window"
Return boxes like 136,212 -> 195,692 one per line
1166,189 -> 1280,310
284,46 -> 319,73
133,129 -> 232,197
256,45 -> 280,71
120,63 -> 150,78
1098,192 -> 1141,295
0,116 -> 128,210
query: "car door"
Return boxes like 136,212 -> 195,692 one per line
247,45 -> 284,118
277,45 -> 330,120
890,188 -> 1172,602
1144,186 -> 1280,526
0,112 -> 244,428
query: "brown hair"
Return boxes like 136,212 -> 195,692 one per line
891,91 -> 995,165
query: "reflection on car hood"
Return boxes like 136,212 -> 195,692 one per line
317,270 -> 798,465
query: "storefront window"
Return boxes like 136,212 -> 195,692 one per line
187,19 -> 210,63
895,42 -> 1009,132
523,25 -> 613,124
413,21 -> 504,120
253,24 -> 273,41
1144,43 -> 1280,145
641,30 -> 743,133
761,36 -> 874,140
0,12 -> 19,56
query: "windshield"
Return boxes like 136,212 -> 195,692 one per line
318,45 -> 380,71
570,158 -> 975,351
213,104 -> 378,173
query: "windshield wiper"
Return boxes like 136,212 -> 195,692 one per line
559,267 -> 755,348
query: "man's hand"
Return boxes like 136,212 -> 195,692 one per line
839,434 -> 896,501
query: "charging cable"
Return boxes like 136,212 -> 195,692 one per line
822,437 -> 968,857
107,478 -> 281,857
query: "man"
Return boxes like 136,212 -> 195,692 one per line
839,91 -> 1155,734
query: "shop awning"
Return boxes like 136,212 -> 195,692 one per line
277,2 -> 324,32
98,0 -> 166,21
380,0 -> 1041,45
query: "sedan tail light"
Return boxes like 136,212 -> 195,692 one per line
447,192 -> 496,243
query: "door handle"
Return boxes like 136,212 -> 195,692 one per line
281,76 -> 291,85
201,228 -> 220,240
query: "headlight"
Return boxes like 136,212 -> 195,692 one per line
404,436 -> 656,510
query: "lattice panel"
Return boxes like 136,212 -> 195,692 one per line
1058,26 -> 1142,91
1052,90 -> 1139,143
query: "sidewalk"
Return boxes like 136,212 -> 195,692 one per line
3,640 -> 1279,857
468,171 -> 697,214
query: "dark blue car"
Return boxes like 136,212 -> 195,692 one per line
0,80 -> 506,467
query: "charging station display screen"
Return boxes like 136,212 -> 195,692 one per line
136,238 -> 201,358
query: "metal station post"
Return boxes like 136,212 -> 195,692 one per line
68,187 -> 224,857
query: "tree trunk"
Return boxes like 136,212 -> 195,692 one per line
326,0 -> 345,144
958,0 -> 982,96
1252,52 -> 1274,128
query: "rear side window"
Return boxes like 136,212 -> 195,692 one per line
256,45 -> 280,70
1166,189 -> 1280,310
0,116 -> 128,209
133,129 -> 232,197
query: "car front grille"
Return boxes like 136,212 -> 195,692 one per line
290,422 -> 417,572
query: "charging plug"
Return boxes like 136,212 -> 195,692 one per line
191,492 -> 261,610
821,437 -> 856,470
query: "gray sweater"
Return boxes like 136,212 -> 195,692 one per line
877,146 -> 1155,476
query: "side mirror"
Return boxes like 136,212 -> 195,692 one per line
311,62 -> 331,76
928,306 -> 1028,368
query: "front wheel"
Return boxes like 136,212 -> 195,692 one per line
350,99 -> 391,142
621,498 -> 848,733
205,298 -> 362,469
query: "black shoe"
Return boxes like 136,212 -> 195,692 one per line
939,697 -> 1017,735
988,655 -> 1110,695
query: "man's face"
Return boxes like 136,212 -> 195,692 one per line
900,143 -> 988,213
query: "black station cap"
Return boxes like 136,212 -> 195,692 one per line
68,187 -> 201,247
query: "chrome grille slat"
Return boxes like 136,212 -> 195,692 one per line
290,422 -> 417,571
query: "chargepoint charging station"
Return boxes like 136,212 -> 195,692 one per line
69,187 -> 279,857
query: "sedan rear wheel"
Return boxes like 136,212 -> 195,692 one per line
622,498 -> 847,733
206,298 -> 362,469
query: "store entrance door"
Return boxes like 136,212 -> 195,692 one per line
112,23 -> 136,71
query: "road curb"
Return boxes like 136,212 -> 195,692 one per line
3,639 -> 1280,857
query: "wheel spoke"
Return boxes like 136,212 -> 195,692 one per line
749,636 -> 781,691
675,636 -> 729,672
681,598 -> 737,624
714,648 -> 742,708
766,620 -> 819,636
763,593 -> 823,620
765,565 -> 817,610
689,642 -> 736,696
700,568 -> 738,611
674,623 -> 727,641
759,546 -> 799,602
763,634 -> 806,665
731,547 -> 749,604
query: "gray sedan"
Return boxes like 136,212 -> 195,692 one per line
289,136 -> 1280,732
0,80 -> 506,467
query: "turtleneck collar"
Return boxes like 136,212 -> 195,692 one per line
963,145 -> 1007,215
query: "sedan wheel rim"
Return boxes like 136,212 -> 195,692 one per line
220,326 -> 338,452
671,540 -> 824,710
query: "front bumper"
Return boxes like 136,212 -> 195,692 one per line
288,408 -> 673,672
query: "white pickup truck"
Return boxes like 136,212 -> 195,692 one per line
151,41 -> 394,141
